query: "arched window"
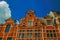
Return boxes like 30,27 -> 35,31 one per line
5,24 -> 11,32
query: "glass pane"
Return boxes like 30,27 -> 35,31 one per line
54,33 -> 56,37
27,30 -> 32,32
47,20 -> 52,25
53,30 -> 55,33
35,30 -> 40,32
27,33 -> 32,38
58,18 -> 60,22
50,30 -> 52,33
19,33 -> 24,38
28,21 -> 33,26
47,34 -> 50,37
5,25 -> 11,32
0,38 -> 2,40
20,30 -> 25,32
35,33 -> 40,38
46,30 -> 49,33
50,34 -> 53,37
7,37 -> 12,40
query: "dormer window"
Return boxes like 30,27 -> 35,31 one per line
46,20 -> 52,26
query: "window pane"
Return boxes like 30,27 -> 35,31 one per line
5,25 -> 11,32
58,18 -> 60,24
28,21 -> 33,26
47,34 -> 50,37
47,20 -> 52,25
46,30 -> 56,38
50,34 -> 53,37
0,38 -> 2,40
58,18 -> 60,22
54,33 -> 56,37
46,30 -> 49,33
35,33 -> 40,38
27,33 -> 32,38
50,30 -> 52,33
53,30 -> 55,33
27,30 -> 32,32
7,37 -> 12,40
35,30 -> 40,32
20,30 -> 25,32
19,33 -> 24,38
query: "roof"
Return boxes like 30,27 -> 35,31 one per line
5,18 -> 16,22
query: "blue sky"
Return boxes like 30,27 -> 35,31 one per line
3,0 -> 60,21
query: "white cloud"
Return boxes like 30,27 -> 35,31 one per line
16,20 -> 19,24
0,1 -> 11,24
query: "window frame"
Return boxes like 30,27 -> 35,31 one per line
46,19 -> 53,26
28,19 -> 34,27
19,33 -> 24,38
0,37 -> 2,40
5,24 -> 11,32
7,37 -> 12,40
35,33 -> 40,38
58,18 -> 60,24
46,30 -> 57,38
27,33 -> 32,38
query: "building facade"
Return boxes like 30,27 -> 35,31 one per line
0,10 -> 60,40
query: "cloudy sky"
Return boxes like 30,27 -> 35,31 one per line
0,0 -> 60,24
0,1 -> 11,24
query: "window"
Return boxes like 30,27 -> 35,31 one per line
19,33 -> 24,38
5,25 -> 11,32
27,33 -> 32,38
35,33 -> 40,38
34,30 -> 41,38
46,30 -> 57,38
20,30 -> 25,32
35,22 -> 38,26
0,27 -> 2,32
57,12 -> 60,16
0,38 -> 2,40
58,18 -> 60,24
35,30 -> 41,32
27,30 -> 32,32
7,37 -> 12,40
28,19 -> 34,27
47,20 -> 52,26
47,34 -> 50,37
54,19 -> 56,25
28,21 -> 33,26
